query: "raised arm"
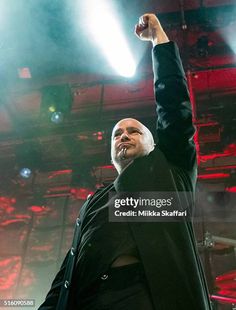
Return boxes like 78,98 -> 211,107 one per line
135,14 -> 196,173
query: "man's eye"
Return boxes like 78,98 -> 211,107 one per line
130,129 -> 141,134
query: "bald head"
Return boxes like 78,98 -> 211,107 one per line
111,118 -> 155,173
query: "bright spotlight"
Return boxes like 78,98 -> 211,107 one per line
20,168 -> 32,179
85,0 -> 136,77
51,111 -> 64,124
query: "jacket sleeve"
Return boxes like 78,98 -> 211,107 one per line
152,41 -> 197,173
37,251 -> 69,309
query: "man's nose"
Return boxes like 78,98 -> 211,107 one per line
120,132 -> 130,141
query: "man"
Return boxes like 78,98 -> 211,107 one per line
39,13 -> 211,309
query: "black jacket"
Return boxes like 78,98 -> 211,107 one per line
38,42 -> 211,310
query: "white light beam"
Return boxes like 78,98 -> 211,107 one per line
84,0 -> 136,77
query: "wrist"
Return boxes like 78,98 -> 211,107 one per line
151,29 -> 170,46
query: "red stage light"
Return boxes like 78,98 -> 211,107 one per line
198,173 -> 230,179
93,131 -> 104,141
98,165 -> 114,170
48,170 -> 72,179
70,187 -> 94,200
226,187 -> 236,193
29,205 -> 47,213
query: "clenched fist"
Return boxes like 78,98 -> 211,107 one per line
134,13 -> 169,46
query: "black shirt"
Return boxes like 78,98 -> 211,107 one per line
74,186 -> 139,295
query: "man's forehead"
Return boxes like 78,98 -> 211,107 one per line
112,118 -> 143,132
